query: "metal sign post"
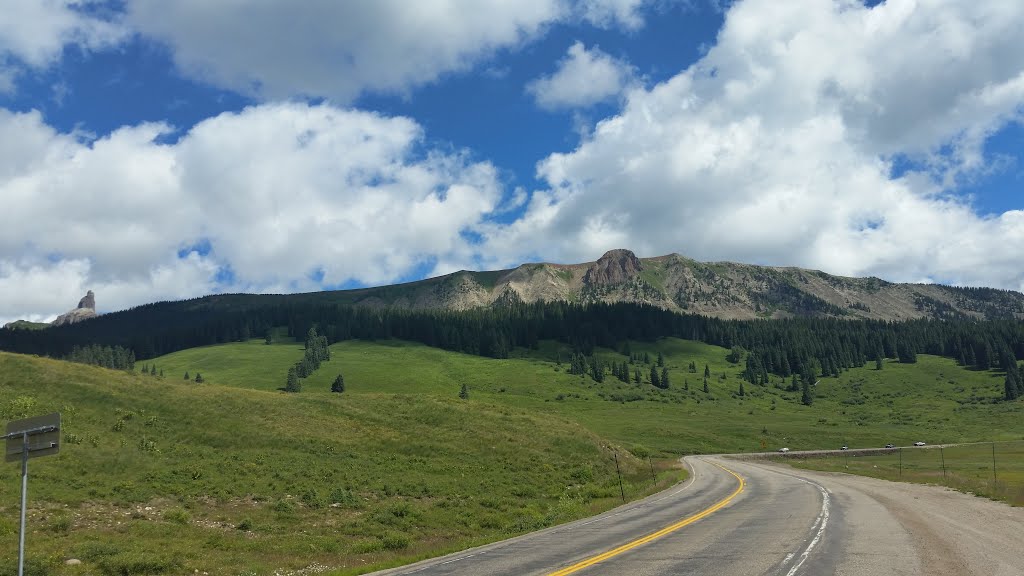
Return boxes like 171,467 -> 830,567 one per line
4,412 -> 60,576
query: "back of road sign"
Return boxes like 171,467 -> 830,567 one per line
5,413 -> 60,463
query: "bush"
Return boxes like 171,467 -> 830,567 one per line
380,532 -> 410,550
163,508 -> 190,524
272,499 -> 296,513
236,518 -> 253,531
329,487 -> 359,507
301,489 -> 326,509
49,513 -> 72,533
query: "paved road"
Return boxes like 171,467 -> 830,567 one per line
368,455 -> 1024,576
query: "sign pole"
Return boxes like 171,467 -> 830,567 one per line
4,412 -> 61,576
19,432 -> 28,576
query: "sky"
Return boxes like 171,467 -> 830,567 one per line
0,0 -> 1023,324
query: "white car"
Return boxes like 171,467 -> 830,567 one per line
778,447 -> 790,453
913,441 -> 926,446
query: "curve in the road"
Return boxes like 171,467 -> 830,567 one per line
546,461 -> 745,576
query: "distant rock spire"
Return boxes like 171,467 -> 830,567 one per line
52,290 -> 98,326
78,290 -> 95,310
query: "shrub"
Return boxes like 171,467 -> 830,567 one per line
380,532 -> 410,550
163,508 -> 190,524
49,513 -> 72,533
272,499 -> 296,513
301,489 -> 326,509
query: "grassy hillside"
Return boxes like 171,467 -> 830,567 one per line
0,353 -> 669,576
152,337 -> 1024,455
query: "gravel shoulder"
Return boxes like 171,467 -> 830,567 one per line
734,459 -> 1024,576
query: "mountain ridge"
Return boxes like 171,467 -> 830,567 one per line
327,249 -> 1023,321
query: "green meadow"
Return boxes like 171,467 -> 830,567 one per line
1,334 -> 1022,575
153,337 -> 1022,453
782,441 -> 1024,506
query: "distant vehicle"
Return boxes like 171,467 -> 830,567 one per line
778,447 -> 790,453
885,444 -> 895,448
913,441 -> 926,447
840,446 -> 848,450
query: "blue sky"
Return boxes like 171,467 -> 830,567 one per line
0,0 -> 1023,323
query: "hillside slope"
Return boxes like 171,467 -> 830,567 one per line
0,352 -> 655,575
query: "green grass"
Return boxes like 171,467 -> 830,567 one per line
0,352 -> 677,576
153,337 -> 1024,454
4,335 -> 1023,574
780,441 -> 1024,506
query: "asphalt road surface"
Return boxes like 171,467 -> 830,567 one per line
369,455 -> 1024,576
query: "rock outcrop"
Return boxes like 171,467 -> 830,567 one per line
52,290 -> 98,327
583,249 -> 643,286
78,290 -> 95,310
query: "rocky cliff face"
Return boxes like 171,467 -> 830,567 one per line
583,249 -> 643,286
52,290 -> 98,327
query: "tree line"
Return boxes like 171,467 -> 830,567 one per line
4,299 -> 1024,401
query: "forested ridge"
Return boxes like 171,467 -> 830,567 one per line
3,297 -> 1023,389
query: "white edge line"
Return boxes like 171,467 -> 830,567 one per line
784,477 -> 831,576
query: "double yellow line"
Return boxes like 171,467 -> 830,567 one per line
547,462 -> 745,576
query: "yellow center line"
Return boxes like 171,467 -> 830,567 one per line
546,461 -> 746,576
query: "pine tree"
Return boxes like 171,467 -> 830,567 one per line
703,377 -> 709,393
331,374 -> 345,393
265,329 -> 273,345
459,383 -> 469,399
801,379 -> 813,406
285,367 -> 300,393
150,364 -> 157,376
897,338 -> 917,364
660,367 -> 669,389
649,365 -> 660,388
683,379 -> 689,391
738,381 -> 745,396
184,371 -> 190,380
159,369 -> 164,377
657,352 -> 665,367
194,372 -> 204,384
1004,372 -> 1020,401
634,368 -> 641,384
875,357 -> 883,370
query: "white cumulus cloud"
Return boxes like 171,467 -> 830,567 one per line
125,0 -> 568,102
528,41 -> 637,110
0,0 -> 126,92
483,0 -> 1024,291
0,104 -> 502,324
